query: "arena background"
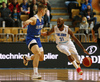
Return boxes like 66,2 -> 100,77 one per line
0,42 -> 99,69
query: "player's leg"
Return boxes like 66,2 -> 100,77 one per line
23,42 -> 37,66
31,44 -> 42,79
56,44 -> 78,69
56,44 -> 83,75
68,41 -> 80,66
23,39 -> 43,66
39,50 -> 44,61
68,41 -> 83,75
31,38 -> 44,79
36,38 -> 44,62
70,50 -> 80,67
29,50 -> 44,61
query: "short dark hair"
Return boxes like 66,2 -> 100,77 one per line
37,3 -> 47,10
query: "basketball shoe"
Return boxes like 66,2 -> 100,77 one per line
32,74 -> 42,79
77,68 -> 83,75
23,55 -> 28,66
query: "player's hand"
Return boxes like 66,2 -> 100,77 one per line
23,21 -> 31,28
83,49 -> 90,55
23,22 -> 28,28
41,32 -> 47,36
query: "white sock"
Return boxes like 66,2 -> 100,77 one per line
26,56 -> 31,60
34,67 -> 38,75
72,61 -> 78,69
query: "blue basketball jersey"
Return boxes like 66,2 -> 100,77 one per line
26,14 -> 44,47
27,15 -> 44,38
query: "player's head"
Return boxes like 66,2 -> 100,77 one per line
57,18 -> 64,28
38,4 -> 47,16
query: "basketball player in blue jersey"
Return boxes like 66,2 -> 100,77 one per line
23,4 -> 47,79
41,18 -> 90,75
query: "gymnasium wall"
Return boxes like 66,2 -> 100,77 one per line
0,42 -> 100,68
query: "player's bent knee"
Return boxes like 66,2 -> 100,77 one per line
76,62 -> 80,65
39,55 -> 44,61
34,50 -> 41,56
68,55 -> 74,62
39,58 -> 44,61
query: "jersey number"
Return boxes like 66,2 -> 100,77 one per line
59,37 -> 64,41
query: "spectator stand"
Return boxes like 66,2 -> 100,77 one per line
71,9 -> 82,27
94,15 -> 100,23
20,14 -> 29,27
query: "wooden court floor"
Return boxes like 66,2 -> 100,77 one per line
0,69 -> 100,82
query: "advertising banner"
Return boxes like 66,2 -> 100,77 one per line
0,42 -> 100,68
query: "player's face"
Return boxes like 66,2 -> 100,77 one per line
41,8 -> 47,16
57,19 -> 63,28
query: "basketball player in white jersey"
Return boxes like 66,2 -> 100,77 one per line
23,4 -> 47,79
41,18 -> 90,75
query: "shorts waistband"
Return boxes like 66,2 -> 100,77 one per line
34,35 -> 40,38
59,41 -> 68,44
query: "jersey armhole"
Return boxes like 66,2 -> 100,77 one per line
65,25 -> 69,33
54,25 -> 57,32
30,16 -> 37,25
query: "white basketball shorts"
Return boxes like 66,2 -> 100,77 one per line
56,40 -> 80,63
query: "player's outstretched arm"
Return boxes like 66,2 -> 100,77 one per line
23,17 -> 36,28
41,27 -> 54,36
68,28 -> 90,55
91,29 -> 97,42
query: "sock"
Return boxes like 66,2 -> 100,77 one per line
72,61 -> 78,69
34,67 -> 38,75
26,56 -> 31,60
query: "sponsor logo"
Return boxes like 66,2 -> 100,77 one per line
68,55 -> 100,65
86,45 -> 97,54
0,53 -> 58,61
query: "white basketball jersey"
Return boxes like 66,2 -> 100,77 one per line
54,25 -> 71,44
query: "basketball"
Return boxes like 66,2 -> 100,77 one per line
82,57 -> 92,67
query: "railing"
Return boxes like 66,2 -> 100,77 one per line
0,28 -> 99,42
74,33 -> 87,42
88,33 -> 98,42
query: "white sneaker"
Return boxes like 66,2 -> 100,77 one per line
23,55 -> 28,66
32,74 -> 42,79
